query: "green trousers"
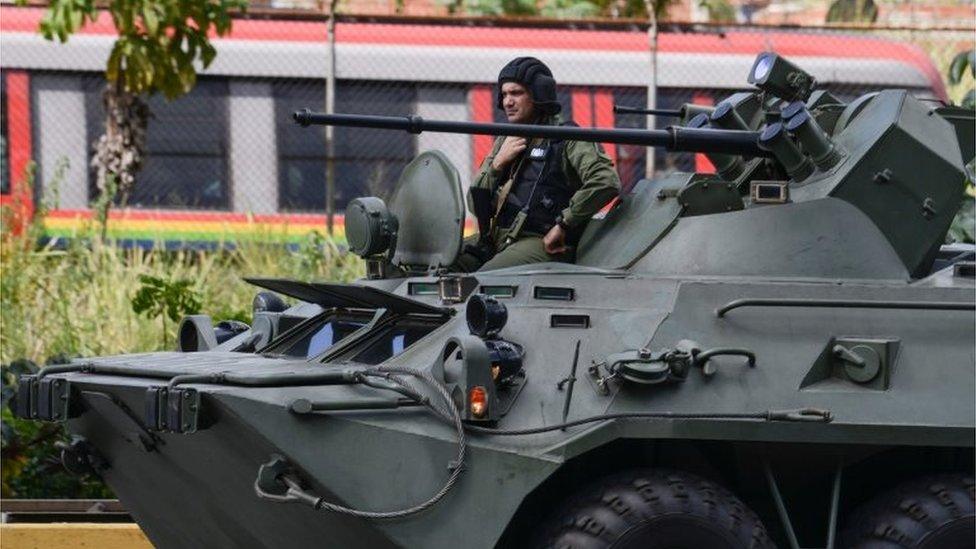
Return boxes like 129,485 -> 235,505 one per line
453,234 -> 573,272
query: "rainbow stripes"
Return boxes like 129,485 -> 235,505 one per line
43,209 -> 346,244
39,208 -> 478,246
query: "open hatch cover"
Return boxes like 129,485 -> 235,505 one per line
245,278 -> 452,317
389,150 -> 465,271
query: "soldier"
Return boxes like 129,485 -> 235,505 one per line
455,57 -> 621,272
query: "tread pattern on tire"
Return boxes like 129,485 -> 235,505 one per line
841,473 -> 975,549
537,469 -> 774,549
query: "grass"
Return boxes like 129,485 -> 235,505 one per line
1,205 -> 364,365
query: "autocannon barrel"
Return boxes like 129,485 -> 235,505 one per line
293,110 -> 770,157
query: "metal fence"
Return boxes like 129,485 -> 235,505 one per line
0,4 -> 972,242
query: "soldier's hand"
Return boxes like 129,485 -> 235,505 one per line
491,137 -> 527,171
543,224 -> 569,255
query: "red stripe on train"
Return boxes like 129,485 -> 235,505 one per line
470,85 -> 495,174
0,71 -> 34,233
593,88 -> 617,166
1,6 -> 943,98
692,91 -> 716,174
0,6 -> 940,61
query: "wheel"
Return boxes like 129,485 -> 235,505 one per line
536,469 -> 775,549
841,473 -> 975,549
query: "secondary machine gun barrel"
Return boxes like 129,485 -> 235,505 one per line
612,105 -> 683,117
293,110 -> 770,157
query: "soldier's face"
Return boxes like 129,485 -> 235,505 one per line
501,82 -> 536,123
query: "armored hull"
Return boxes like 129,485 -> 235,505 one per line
42,261 -> 976,547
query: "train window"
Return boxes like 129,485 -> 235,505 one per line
612,86 -> 649,191
1,72 -> 9,195
333,82 -> 415,207
85,77 -> 229,209
274,80 -> 417,212
652,88 -> 707,178
274,80 -> 326,212
611,87 -> 722,188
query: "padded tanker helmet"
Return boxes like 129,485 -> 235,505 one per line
496,57 -> 561,115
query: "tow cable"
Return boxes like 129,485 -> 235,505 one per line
255,366 -> 831,518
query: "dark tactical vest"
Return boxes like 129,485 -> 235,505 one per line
496,126 -> 574,237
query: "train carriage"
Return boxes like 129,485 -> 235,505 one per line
0,5 -> 945,245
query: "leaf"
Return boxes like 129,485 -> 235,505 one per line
142,5 -> 159,36
131,45 -> 154,91
35,1 -> 236,102
39,12 -> 57,40
131,275 -> 201,322
963,89 -> 976,111
50,4 -> 69,42
949,50 -> 972,85
106,43 -> 124,83
176,58 -> 197,95
68,8 -> 83,32
83,1 -> 98,21
948,196 -> 975,244
200,42 -> 216,68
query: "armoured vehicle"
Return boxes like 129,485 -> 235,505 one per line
11,53 -> 976,548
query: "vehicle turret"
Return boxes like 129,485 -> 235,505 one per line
295,52 -> 973,280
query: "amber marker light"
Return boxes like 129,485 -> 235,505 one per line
469,386 -> 488,418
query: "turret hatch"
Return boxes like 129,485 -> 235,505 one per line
389,150 -> 465,271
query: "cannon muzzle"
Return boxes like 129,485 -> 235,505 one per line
293,110 -> 770,157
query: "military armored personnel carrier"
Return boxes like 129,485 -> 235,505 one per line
12,53 -> 975,548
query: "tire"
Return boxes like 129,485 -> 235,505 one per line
841,473 -> 975,549
536,469 -> 775,549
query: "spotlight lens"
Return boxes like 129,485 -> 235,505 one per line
753,55 -> 774,82
466,294 -> 507,338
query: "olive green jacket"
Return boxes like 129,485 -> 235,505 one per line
469,115 -> 621,231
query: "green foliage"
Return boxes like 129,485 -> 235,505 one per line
540,0 -> 602,19
91,173 -> 119,240
948,196 -> 975,244
131,274 -> 202,325
26,0 -> 247,99
949,50 -> 976,85
458,0 -> 537,16
949,50 -> 976,109
944,52 -> 975,244
1,213 -> 363,367
439,0 -> 671,18
131,274 -> 203,345
825,0 -> 878,24
699,0 -> 735,23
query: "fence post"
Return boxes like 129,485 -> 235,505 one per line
325,0 -> 338,236
644,1 -> 658,180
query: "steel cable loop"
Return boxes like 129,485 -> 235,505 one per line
298,366 -> 466,519
255,366 -> 827,516
372,369 -> 456,424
